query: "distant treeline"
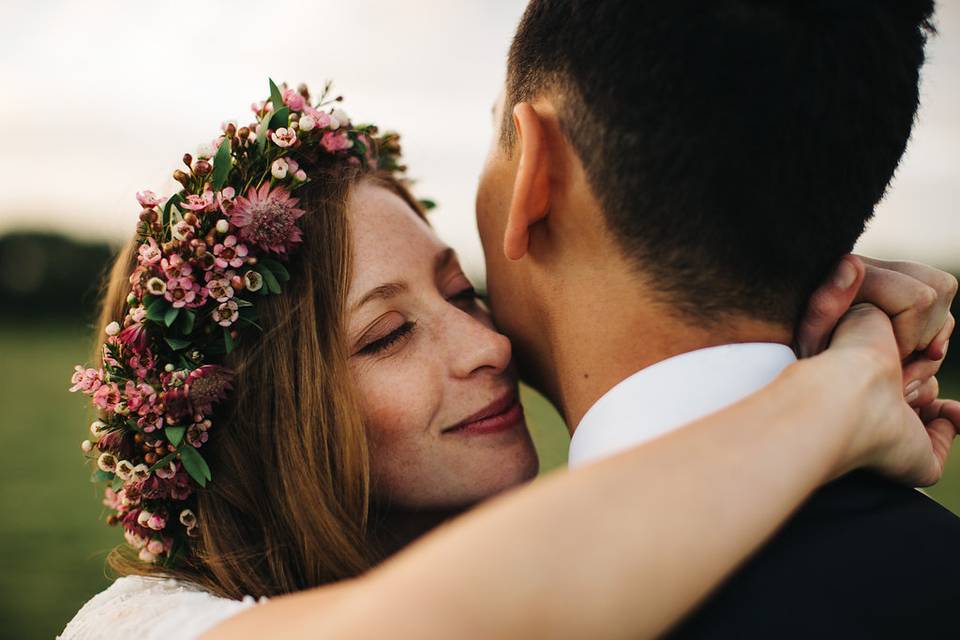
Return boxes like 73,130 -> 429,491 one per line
0,231 -> 118,325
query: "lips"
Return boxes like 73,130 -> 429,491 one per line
443,390 -> 525,436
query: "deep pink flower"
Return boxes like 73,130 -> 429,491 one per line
127,351 -> 155,380
124,381 -> 157,413
136,191 -> 161,208
212,235 -> 249,269
187,365 -> 234,415
230,183 -> 305,254
160,253 -> 192,280
282,87 -> 306,111
117,322 -> 148,354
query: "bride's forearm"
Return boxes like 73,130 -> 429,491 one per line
204,356 -> 869,639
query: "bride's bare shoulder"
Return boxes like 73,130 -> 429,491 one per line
58,575 -> 263,640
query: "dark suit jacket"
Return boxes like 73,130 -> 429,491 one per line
668,471 -> 960,639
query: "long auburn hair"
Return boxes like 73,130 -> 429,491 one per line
93,164 -> 426,598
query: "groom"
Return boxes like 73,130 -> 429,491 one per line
476,0 -> 960,637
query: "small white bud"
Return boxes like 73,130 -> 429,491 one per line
90,420 -> 107,436
271,159 -> 288,180
215,219 -> 229,234
81,440 -> 93,453
164,363 -> 176,372
299,115 -> 316,131
105,321 -> 121,336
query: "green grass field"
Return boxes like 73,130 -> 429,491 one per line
1,324 -> 958,639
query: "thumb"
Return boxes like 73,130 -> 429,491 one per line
795,255 -> 866,357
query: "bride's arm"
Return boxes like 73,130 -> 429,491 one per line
204,306 -> 958,639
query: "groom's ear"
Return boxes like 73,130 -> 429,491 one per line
504,102 -> 551,261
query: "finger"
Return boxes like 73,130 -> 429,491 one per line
795,255 -> 864,357
923,418 -> 957,486
854,265 -> 939,358
906,376 -> 938,408
902,354 -> 946,391
925,312 -> 954,362
856,257 -> 957,353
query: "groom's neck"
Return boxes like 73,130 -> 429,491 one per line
543,270 -> 793,432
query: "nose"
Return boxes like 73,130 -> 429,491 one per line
445,306 -> 512,380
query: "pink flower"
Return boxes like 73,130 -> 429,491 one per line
164,276 -> 197,308
92,382 -> 122,412
155,461 -> 177,480
187,422 -> 209,448
136,191 -> 161,208
320,131 -> 353,152
130,306 -> 147,323
212,235 -> 249,269
124,381 -> 157,413
205,276 -> 234,302
127,351 -> 156,380
138,237 -> 162,266
137,410 -> 163,433
69,366 -> 103,394
160,253 -> 192,280
146,513 -> 166,531
186,365 -> 234,415
230,183 -> 305,254
171,219 -> 195,241
213,300 -> 239,327
181,191 -> 216,212
282,87 -> 306,112
302,106 -> 331,129
103,487 -> 122,510
270,127 -> 297,148
217,187 -> 236,214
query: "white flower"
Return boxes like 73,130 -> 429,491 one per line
105,321 -> 121,336
243,270 -> 263,292
132,464 -> 151,481
330,108 -> 350,129
299,115 -> 316,132
180,509 -> 197,527
271,159 -> 289,180
270,127 -> 297,148
90,420 -> 107,436
137,510 -> 152,527
97,452 -> 117,473
81,440 -> 93,453
164,363 -> 176,372
115,459 -> 135,480
215,219 -> 230,234
146,277 -> 167,296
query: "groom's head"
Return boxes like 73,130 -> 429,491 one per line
476,0 -> 933,377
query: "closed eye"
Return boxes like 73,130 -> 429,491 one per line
358,321 -> 416,356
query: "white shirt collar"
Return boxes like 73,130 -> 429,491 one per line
568,343 -> 797,468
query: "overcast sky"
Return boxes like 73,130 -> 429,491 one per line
0,0 -> 957,281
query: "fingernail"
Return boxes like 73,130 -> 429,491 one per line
904,380 -> 922,396
834,259 -> 857,290
905,389 -> 921,404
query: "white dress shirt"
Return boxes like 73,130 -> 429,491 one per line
568,342 -> 798,468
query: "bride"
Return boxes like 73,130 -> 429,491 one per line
61,81 -> 958,639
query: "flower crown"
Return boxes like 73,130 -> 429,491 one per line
70,80 -> 409,566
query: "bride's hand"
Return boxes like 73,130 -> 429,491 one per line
823,303 -> 960,487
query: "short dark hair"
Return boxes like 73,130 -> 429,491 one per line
504,0 -> 935,324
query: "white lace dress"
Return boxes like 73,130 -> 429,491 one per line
58,575 -> 265,640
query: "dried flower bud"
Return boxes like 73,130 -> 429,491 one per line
183,212 -> 199,226
182,153 -> 193,168
173,170 -> 191,188
237,127 -> 249,140
144,452 -> 157,465
225,123 -> 237,137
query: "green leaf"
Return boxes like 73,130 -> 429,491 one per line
111,475 -> 125,491
91,469 -> 114,483
256,111 -> 271,153
260,258 -> 290,282
211,136 -> 233,192
269,78 -> 284,112
268,107 -> 290,131
146,298 -> 171,322
165,337 -> 191,351
165,425 -> 186,447
223,328 -> 235,354
259,266 -> 281,294
148,452 -> 176,474
163,306 -> 181,328
180,445 -> 211,487
233,297 -> 254,308
162,193 -> 182,230
418,198 -> 437,211
179,309 -> 196,335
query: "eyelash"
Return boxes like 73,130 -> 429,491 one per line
359,321 -> 416,355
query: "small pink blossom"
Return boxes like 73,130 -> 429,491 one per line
212,235 -> 249,269
136,191 -> 161,208
124,381 -> 157,413
146,538 -> 166,555
187,422 -> 209,448
69,366 -> 103,393
146,513 -> 166,531
171,219 -> 195,241
213,300 -> 239,327
320,131 -> 353,152
270,127 -> 297,148
137,410 -> 163,433
205,276 -> 234,302
92,382 -> 122,412
138,237 -> 162,266
156,462 -> 178,480
103,487 -> 122,510
282,87 -> 306,111
181,191 -> 216,212
160,253 -> 192,280
302,106 -> 331,129
164,276 -> 197,308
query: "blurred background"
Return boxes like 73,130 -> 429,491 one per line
0,1 -> 957,638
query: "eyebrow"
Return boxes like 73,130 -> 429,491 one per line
351,248 -> 458,312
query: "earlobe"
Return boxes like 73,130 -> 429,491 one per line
504,103 -> 551,262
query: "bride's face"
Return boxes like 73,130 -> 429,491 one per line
345,181 -> 539,509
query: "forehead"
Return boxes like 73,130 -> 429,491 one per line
347,182 -> 445,297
